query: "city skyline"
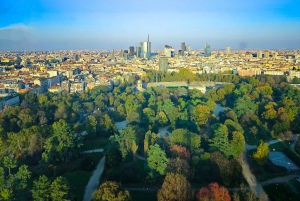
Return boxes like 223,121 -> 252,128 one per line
1,0 -> 300,51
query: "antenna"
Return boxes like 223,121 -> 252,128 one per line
148,34 -> 149,43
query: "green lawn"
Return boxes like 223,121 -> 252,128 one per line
64,170 -> 92,200
263,183 -> 300,201
269,141 -> 288,151
81,137 -> 109,150
130,190 -> 158,201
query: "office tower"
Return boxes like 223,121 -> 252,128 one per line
257,50 -> 263,59
226,45 -> 231,54
124,53 -> 128,60
264,51 -> 270,58
119,49 -> 124,57
136,46 -> 141,57
111,49 -> 115,60
159,57 -> 168,72
164,45 -> 175,57
181,42 -> 186,56
129,46 -> 134,56
187,45 -> 191,54
204,43 -> 211,57
140,34 -> 151,59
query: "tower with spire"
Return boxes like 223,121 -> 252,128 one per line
140,34 -> 151,59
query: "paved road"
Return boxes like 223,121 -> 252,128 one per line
83,156 -> 106,201
245,139 -> 281,150
260,175 -> 299,186
240,152 -> 268,200
82,149 -> 104,154
136,154 -> 146,161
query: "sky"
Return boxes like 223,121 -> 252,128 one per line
0,0 -> 300,51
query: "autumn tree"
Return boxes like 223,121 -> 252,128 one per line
157,173 -> 194,201
197,182 -> 231,201
194,104 -> 211,125
170,129 -> 201,152
170,145 -> 191,160
253,142 -> 269,165
92,181 -> 131,201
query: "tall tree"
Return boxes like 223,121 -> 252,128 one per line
146,144 -> 168,178
42,119 -> 83,163
31,175 -> 51,201
157,173 -> 194,201
50,176 -> 70,201
170,129 -> 201,152
231,131 -> 245,157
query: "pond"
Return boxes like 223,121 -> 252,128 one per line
115,121 -> 172,138
158,125 -> 172,137
213,104 -> 225,116
115,120 -> 127,130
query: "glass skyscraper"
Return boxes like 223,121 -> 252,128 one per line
204,43 -> 211,57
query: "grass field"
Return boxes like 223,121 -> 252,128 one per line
263,183 -> 300,201
81,137 -> 109,150
269,141 -> 289,151
64,170 -> 92,200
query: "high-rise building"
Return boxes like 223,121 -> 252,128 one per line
204,43 -> 211,57
129,46 -> 134,56
257,50 -> 263,59
159,57 -> 168,72
187,45 -> 191,54
140,34 -> 151,59
136,46 -> 141,57
111,49 -> 115,60
181,42 -> 186,56
264,51 -> 270,58
226,45 -> 231,54
164,45 -> 174,57
119,49 -> 124,57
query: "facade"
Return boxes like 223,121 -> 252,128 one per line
70,81 -> 85,93
140,35 -> 151,59
0,93 -> 20,111
187,45 -> 191,54
264,51 -> 270,58
181,42 -> 186,56
204,43 -> 211,57
226,45 -> 231,54
257,50 -> 263,59
34,78 -> 48,93
159,57 -> 168,72
129,46 -> 134,56
61,80 -> 70,92
111,49 -> 115,60
136,46 -> 141,57
164,45 -> 175,57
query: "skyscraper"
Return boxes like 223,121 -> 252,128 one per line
119,49 -> 124,57
187,45 -> 191,54
111,49 -> 115,60
159,57 -> 168,72
164,45 -> 174,57
140,34 -> 151,59
264,51 -> 270,58
257,50 -> 263,59
136,46 -> 141,57
129,46 -> 134,56
204,43 -> 211,57
226,45 -> 231,54
181,42 -> 186,56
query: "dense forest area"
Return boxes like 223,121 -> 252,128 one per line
1,69 -> 300,200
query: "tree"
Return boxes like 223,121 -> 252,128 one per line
157,173 -> 194,201
42,119 -> 83,163
170,129 -> 201,152
194,104 -> 211,125
105,146 -> 122,168
234,95 -> 257,118
110,126 -> 137,159
3,156 -> 17,175
250,126 -> 258,138
126,111 -> 141,125
197,182 -> 231,201
92,181 -> 131,201
167,157 -> 190,177
86,115 -> 97,136
50,176 -> 70,201
144,131 -> 160,154
146,144 -> 168,178
170,145 -> 191,160
231,131 -> 245,157
156,111 -> 168,126
31,175 -> 51,201
253,142 -> 269,165
209,124 -> 235,158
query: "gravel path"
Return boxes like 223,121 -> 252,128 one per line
82,149 -> 104,154
260,175 -> 298,186
240,151 -> 269,200
83,156 -> 106,201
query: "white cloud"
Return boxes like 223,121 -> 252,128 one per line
0,24 -> 33,31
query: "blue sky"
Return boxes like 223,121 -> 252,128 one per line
0,0 -> 300,50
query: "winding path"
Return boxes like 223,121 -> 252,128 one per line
83,156 -> 106,201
